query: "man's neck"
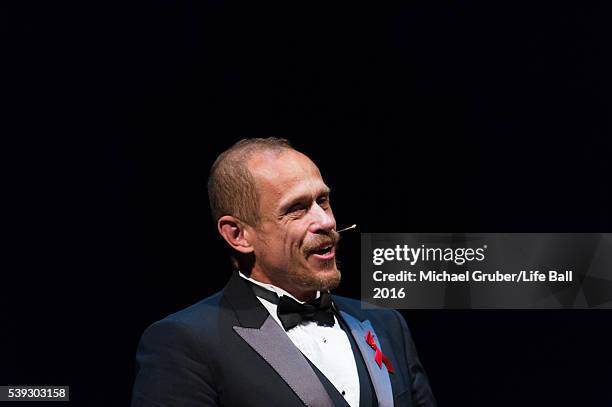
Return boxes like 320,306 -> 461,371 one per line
241,270 -> 318,302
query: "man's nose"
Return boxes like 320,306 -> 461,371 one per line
309,203 -> 336,233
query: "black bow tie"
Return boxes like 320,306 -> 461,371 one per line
277,293 -> 335,331
249,283 -> 335,331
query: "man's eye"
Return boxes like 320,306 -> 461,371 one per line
287,204 -> 307,214
317,197 -> 330,207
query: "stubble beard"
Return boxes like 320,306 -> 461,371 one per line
292,259 -> 341,293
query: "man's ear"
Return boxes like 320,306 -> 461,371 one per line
217,216 -> 254,254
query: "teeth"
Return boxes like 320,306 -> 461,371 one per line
307,243 -> 333,255
312,247 -> 329,254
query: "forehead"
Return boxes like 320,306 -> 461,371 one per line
248,150 -> 328,208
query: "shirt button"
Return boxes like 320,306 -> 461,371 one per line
341,390 -> 346,396
322,338 -> 327,343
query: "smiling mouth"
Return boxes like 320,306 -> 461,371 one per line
307,244 -> 335,260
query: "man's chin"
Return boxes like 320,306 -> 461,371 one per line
311,266 -> 341,292
292,257 -> 341,292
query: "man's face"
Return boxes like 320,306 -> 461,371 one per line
247,149 -> 340,298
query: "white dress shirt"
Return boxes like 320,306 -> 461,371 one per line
239,272 -> 360,407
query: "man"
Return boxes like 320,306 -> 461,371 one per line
132,138 -> 436,406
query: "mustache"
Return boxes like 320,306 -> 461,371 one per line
302,230 -> 341,254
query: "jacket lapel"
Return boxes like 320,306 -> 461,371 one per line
234,316 -> 334,407
340,311 -> 394,407
223,272 -> 334,407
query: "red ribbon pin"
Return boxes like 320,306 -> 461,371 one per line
365,330 -> 394,374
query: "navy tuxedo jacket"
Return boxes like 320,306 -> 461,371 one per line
132,272 -> 436,406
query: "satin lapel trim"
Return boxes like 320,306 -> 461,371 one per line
340,311 -> 394,407
233,315 -> 334,407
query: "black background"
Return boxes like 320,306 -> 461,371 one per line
4,1 -> 612,406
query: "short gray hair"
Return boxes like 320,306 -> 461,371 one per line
207,137 -> 293,226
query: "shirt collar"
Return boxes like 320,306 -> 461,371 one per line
238,271 -> 320,304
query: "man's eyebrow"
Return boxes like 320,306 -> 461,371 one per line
318,186 -> 331,196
